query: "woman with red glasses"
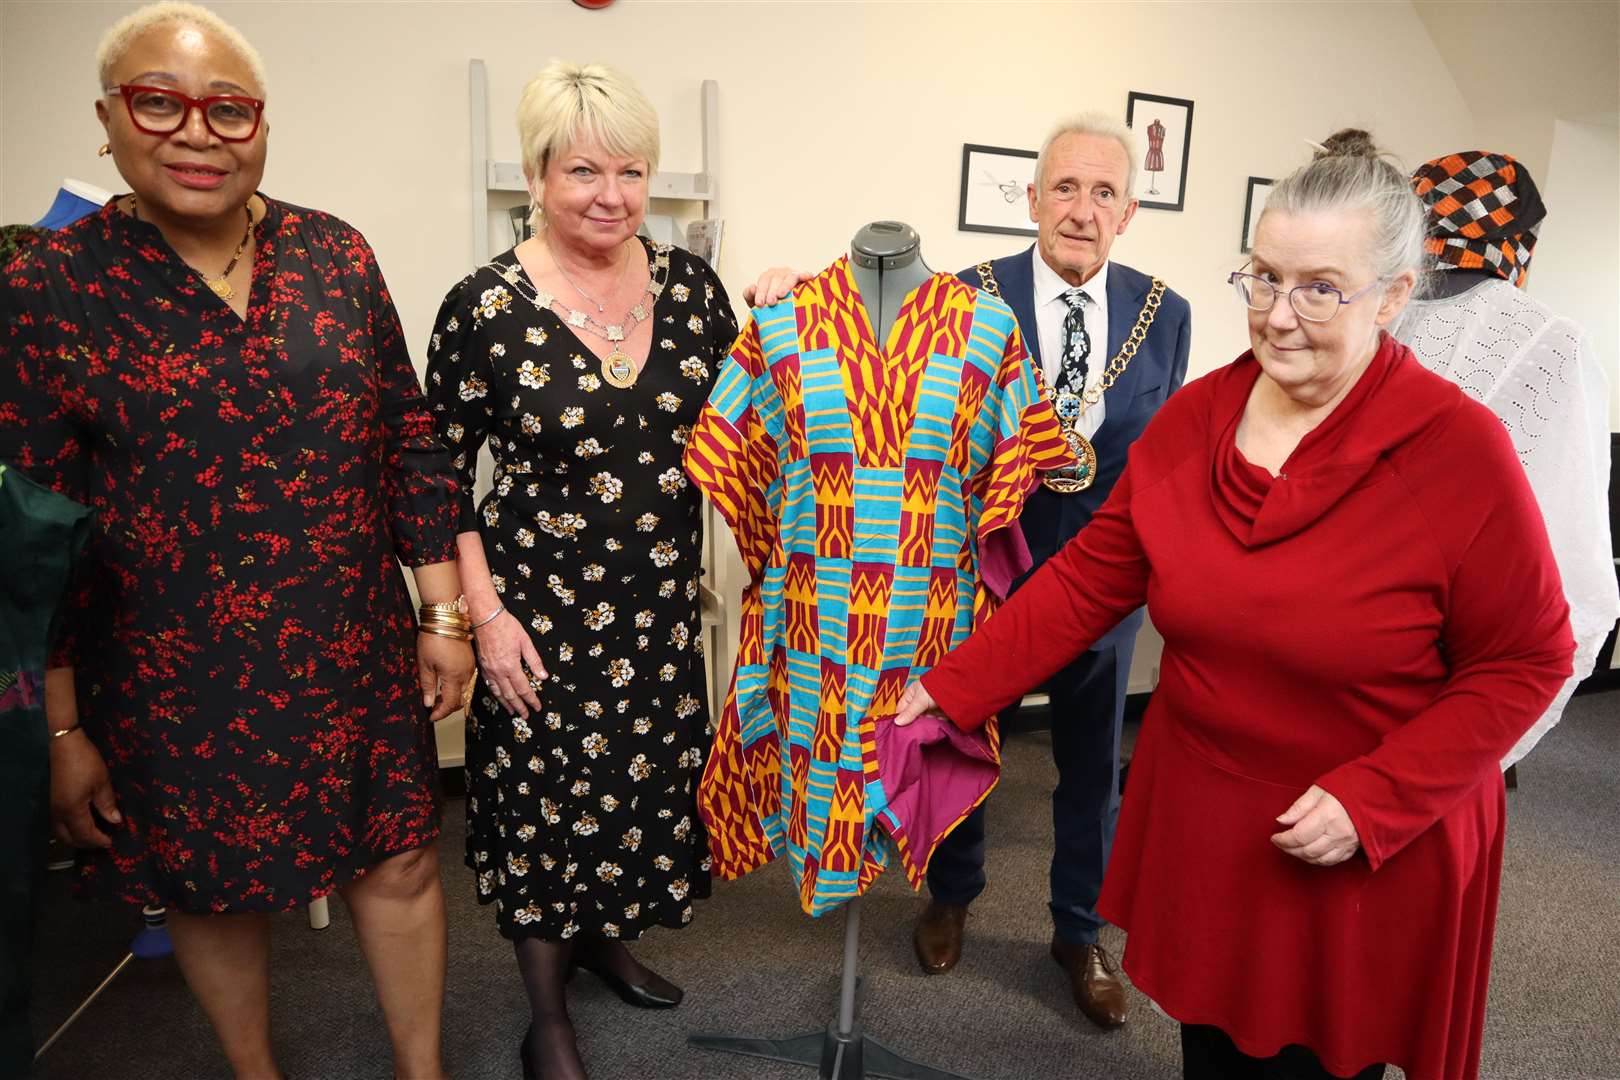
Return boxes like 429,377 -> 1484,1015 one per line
0,4 -> 470,1077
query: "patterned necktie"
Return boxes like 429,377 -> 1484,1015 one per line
1055,288 -> 1092,397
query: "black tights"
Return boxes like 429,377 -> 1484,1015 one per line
1181,1024 -> 1387,1080
513,934 -> 671,1079
514,937 -> 585,1080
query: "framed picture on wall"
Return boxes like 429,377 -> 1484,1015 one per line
958,143 -> 1038,237
1241,176 -> 1274,253
1125,91 -> 1194,211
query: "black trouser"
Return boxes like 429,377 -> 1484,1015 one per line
1181,1025 -> 1386,1080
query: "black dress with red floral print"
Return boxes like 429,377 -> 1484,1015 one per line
0,197 -> 460,914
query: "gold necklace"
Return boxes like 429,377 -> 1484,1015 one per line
206,205 -> 255,301
130,197 -> 255,301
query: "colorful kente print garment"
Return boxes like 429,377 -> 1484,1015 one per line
426,241 -> 736,940
685,259 -> 1068,915
0,198 -> 459,913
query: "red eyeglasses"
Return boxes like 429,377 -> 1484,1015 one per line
105,84 -> 265,142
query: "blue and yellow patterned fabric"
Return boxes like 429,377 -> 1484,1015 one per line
685,258 -> 1068,915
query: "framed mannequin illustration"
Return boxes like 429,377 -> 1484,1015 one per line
1125,91 -> 1194,211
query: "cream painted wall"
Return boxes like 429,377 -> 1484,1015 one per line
1,0 -> 1484,718
3,0 -> 1480,375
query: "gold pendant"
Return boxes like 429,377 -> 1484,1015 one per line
601,350 -> 638,389
208,277 -> 235,301
1043,428 -> 1098,493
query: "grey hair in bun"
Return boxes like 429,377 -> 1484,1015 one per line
1263,128 -> 1426,284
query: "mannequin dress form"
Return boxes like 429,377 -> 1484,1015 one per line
687,222 -> 969,1080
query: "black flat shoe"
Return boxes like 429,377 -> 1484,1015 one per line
521,1023 -> 537,1079
575,959 -> 683,1009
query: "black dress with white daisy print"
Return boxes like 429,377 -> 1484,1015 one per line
426,239 -> 737,941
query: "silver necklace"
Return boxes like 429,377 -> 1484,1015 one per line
496,245 -> 671,389
546,236 -> 630,313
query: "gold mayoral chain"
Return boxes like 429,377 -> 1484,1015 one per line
498,244 -> 672,390
974,261 -> 1166,493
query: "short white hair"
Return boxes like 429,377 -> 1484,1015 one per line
1034,111 -> 1139,201
517,61 -> 660,228
96,2 -> 267,97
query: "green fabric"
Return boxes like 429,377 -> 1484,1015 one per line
0,225 -> 47,270
0,463 -> 91,1077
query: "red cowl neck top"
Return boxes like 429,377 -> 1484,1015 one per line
921,334 -> 1573,1079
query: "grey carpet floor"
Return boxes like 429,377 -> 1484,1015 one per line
27,693 -> 1620,1080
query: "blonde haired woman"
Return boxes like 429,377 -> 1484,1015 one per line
426,61 -> 736,1079
3,4 -> 472,1078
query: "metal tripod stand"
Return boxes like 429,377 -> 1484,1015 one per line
33,905 -> 171,1063
688,897 -> 973,1080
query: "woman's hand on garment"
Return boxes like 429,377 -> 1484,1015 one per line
49,733 -> 120,848
891,680 -> 942,728
1270,784 -> 1361,866
473,610 -> 548,719
417,631 -> 475,723
743,267 -> 812,307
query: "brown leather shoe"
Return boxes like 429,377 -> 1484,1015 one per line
913,902 -> 968,974
1050,937 -> 1128,1029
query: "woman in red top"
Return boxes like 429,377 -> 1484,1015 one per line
894,129 -> 1572,1080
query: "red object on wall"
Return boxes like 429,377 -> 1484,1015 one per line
572,0 -> 614,8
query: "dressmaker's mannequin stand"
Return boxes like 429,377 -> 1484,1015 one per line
688,223 -> 971,1080
689,896 -> 969,1079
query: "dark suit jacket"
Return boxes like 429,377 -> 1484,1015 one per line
959,245 -> 1191,652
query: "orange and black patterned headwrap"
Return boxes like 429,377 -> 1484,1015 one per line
1411,151 -> 1545,287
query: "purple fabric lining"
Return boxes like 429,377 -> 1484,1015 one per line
875,711 -> 1000,882
980,521 -> 1033,600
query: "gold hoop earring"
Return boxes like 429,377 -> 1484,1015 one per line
98,143 -> 111,157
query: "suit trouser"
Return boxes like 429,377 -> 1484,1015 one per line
925,640 -> 1131,945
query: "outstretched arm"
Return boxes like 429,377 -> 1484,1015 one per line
913,460 -> 1153,731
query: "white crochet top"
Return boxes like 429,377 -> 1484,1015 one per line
1396,278 -> 1618,767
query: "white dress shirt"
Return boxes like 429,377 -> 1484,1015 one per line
1031,248 -> 1109,438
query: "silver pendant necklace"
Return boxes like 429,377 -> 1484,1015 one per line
547,235 -> 630,313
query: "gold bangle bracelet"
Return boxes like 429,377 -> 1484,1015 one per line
49,724 -> 83,741
418,619 -> 472,635
418,609 -> 472,625
418,624 -> 471,641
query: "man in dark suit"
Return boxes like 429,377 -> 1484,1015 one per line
915,113 -> 1191,1030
